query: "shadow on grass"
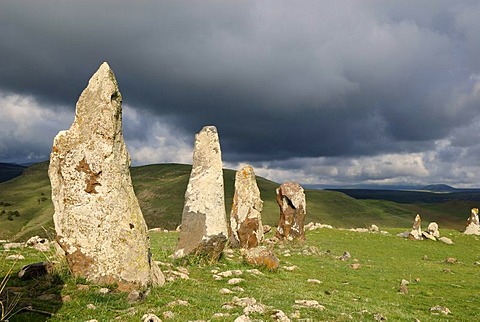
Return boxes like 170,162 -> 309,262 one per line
1,263 -> 64,322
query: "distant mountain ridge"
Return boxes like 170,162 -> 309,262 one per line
0,162 -> 27,183
419,184 -> 457,192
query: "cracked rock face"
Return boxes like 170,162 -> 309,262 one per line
174,126 -> 228,260
275,182 -> 306,241
229,165 -> 264,248
48,62 -> 164,289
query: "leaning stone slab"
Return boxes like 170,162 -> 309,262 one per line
49,62 -> 163,289
229,165 -> 264,248
174,126 -> 228,260
275,182 -> 306,240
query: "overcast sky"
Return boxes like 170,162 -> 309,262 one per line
1,0 -> 479,188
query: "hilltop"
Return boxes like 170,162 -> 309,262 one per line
0,162 -> 478,240
0,162 -> 26,183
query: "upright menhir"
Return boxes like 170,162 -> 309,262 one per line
49,62 -> 163,290
174,126 -> 228,261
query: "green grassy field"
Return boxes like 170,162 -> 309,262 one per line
1,228 -> 479,321
0,162 -> 477,241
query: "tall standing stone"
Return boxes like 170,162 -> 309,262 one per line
409,214 -> 422,240
464,208 -> 480,235
229,165 -> 264,248
174,126 -> 228,260
275,182 -> 306,241
49,62 -> 164,289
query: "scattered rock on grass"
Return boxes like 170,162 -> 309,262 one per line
271,309 -> 291,321
373,313 -> 387,321
293,300 -> 325,310
86,303 -> 97,310
218,270 -> 243,277
430,305 -> 451,315
6,254 -> 25,260
233,315 -> 251,322
339,251 -> 351,261
227,278 -> 244,285
307,279 -> 322,284
142,313 -> 162,322
232,296 -> 257,307
220,288 -> 233,295
167,299 -> 189,307
243,303 -> 266,315
283,265 -> 298,271
350,263 -> 361,270
3,242 -> 23,250
445,257 -> 457,264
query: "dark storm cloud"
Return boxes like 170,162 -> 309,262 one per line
1,0 -> 480,166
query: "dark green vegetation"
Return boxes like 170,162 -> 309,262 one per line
0,163 -> 26,183
2,229 -> 480,321
1,162 -> 479,240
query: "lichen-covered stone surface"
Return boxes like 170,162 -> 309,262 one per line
175,126 -> 228,259
49,62 -> 164,289
275,182 -> 306,241
229,165 -> 264,248
464,208 -> 479,235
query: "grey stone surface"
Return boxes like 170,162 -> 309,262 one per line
175,126 -> 228,259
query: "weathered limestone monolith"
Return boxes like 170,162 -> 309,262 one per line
174,126 -> 228,260
464,208 -> 480,235
229,165 -> 264,248
49,62 -> 164,289
409,214 -> 422,240
275,182 -> 306,241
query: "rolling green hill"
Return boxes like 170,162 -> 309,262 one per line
0,162 -> 475,241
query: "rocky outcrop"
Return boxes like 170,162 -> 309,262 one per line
409,214 -> 422,240
229,165 -> 264,248
275,182 -> 306,241
49,62 -> 164,289
174,126 -> 228,260
464,208 -> 480,235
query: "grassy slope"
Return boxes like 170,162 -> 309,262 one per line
2,228 -> 480,321
0,162 -> 475,241
0,162 -> 54,240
